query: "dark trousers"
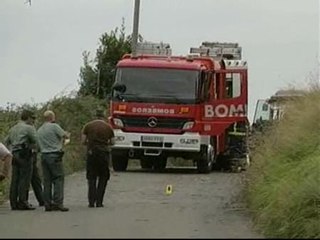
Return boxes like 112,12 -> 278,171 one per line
86,150 -> 110,206
10,151 -> 33,208
26,153 -> 44,205
41,152 -> 65,207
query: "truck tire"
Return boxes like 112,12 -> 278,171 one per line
112,151 -> 128,172
197,145 -> 214,173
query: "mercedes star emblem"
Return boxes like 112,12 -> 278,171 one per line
147,117 -> 158,128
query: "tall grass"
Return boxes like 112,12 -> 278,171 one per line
246,88 -> 320,238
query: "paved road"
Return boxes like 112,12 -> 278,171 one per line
0,165 -> 262,238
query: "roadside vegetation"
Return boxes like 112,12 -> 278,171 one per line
246,85 -> 320,238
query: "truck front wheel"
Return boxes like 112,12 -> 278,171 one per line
197,144 -> 215,173
112,151 -> 129,172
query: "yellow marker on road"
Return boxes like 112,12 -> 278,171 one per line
165,185 -> 173,195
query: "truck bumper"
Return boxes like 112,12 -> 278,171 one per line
112,129 -> 210,152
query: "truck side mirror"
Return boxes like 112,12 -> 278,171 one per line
112,83 -> 126,93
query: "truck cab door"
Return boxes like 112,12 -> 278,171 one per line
210,69 -> 248,118
200,68 -> 248,136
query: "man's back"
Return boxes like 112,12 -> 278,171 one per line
7,121 -> 36,151
37,122 -> 65,153
83,120 -> 114,151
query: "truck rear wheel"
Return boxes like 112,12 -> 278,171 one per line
197,144 -> 215,173
112,151 -> 128,172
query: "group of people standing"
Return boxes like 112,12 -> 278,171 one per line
0,108 -> 115,212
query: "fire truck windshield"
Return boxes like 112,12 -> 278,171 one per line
112,67 -> 198,104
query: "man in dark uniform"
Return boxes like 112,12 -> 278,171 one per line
81,109 -> 115,208
26,151 -> 44,207
5,109 -> 37,210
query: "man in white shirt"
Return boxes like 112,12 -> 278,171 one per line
0,142 -> 12,181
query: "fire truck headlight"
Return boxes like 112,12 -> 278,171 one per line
182,121 -> 194,130
113,118 -> 124,128
180,138 -> 199,145
115,136 -> 125,142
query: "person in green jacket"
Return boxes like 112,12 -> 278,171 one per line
5,109 -> 37,210
25,147 -> 45,207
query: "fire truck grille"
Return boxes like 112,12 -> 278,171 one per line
119,116 -> 192,129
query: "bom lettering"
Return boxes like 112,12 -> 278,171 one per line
204,104 -> 247,117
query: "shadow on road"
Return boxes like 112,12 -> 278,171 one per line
126,167 -> 198,174
122,166 -> 225,175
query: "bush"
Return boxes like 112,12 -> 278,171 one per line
37,95 -> 108,174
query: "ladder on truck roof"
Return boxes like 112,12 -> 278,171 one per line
190,41 -> 242,60
136,42 -> 172,56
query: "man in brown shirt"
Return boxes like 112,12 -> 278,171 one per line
81,109 -> 115,208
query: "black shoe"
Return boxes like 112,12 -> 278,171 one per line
96,204 -> 104,208
45,206 -> 52,212
52,205 -> 69,212
16,202 -> 35,210
39,202 -> 45,207
88,204 -> 95,208
19,205 -> 36,210
27,203 -> 34,208
11,203 -> 22,210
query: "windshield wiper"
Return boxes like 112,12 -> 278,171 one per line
115,93 -> 191,104
153,95 -> 184,104
119,93 -> 145,102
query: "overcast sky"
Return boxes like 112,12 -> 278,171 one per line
0,0 -> 319,121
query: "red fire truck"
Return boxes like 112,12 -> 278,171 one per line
109,41 -> 249,173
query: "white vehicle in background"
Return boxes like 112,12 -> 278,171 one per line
252,89 -> 305,130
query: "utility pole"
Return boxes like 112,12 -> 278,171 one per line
96,48 -> 106,96
131,0 -> 140,57
25,0 -> 31,6
96,68 -> 101,96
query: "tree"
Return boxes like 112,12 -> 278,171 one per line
78,21 -> 132,99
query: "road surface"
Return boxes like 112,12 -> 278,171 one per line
0,163 -> 262,238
